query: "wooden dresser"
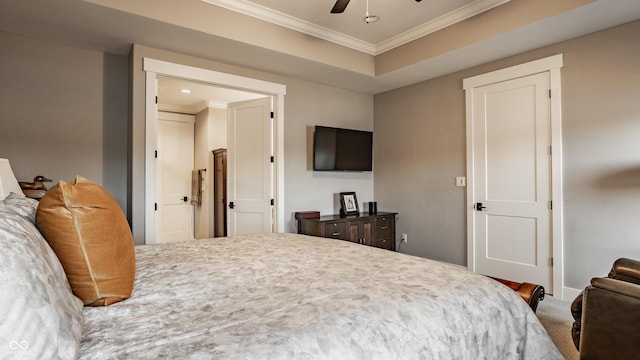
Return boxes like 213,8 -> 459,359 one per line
213,149 -> 227,237
297,212 -> 397,251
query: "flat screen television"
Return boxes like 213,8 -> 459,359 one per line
313,125 -> 373,171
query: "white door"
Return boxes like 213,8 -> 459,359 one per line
157,112 -> 195,243
227,97 -> 273,236
469,72 -> 552,289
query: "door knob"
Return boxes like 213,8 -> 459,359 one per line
228,201 -> 235,209
475,202 -> 487,211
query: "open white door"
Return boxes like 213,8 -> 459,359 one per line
156,112 -> 195,243
227,97 -> 273,236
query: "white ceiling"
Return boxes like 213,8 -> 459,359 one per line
160,0 -> 503,110
1,0 -> 640,101
202,0 -> 507,54
157,76 -> 267,113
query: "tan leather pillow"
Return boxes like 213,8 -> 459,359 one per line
36,176 -> 135,306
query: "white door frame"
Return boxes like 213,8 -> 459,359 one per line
143,58 -> 286,244
463,54 -> 565,299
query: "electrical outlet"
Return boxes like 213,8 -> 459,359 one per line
401,233 -> 408,243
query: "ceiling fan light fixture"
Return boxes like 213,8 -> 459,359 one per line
363,14 -> 379,23
363,0 -> 378,24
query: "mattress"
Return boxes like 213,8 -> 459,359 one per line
80,233 -> 561,359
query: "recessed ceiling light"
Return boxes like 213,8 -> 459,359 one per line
180,89 -> 191,94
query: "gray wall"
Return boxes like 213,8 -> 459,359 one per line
282,77 -> 374,231
0,32 -> 129,211
374,20 -> 640,290
0,34 -> 374,243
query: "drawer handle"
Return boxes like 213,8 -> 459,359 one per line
332,232 -> 340,236
380,226 -> 388,230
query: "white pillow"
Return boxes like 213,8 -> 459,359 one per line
0,194 -> 84,360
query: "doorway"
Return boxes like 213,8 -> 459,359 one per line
143,58 -> 286,244
463,54 -> 565,298
156,77 -> 269,242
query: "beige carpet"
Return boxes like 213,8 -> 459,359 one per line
536,295 -> 579,359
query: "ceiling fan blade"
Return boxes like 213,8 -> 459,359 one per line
331,0 -> 350,13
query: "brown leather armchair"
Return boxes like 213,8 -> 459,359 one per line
571,258 -> 640,359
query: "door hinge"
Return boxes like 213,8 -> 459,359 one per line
270,111 -> 274,119
270,156 -> 274,163
155,150 -> 158,158
270,199 -> 274,206
549,200 -> 553,210
154,202 -> 157,211
550,257 -> 554,267
155,96 -> 158,104
548,146 -> 552,155
548,89 -> 551,98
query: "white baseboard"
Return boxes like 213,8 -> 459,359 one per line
559,286 -> 582,301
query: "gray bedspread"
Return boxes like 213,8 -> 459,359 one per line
80,233 -> 561,359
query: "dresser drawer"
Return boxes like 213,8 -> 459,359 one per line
323,222 -> 346,239
376,215 -> 393,238
373,237 -> 393,250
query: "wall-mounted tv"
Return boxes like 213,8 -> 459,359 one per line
313,125 -> 373,171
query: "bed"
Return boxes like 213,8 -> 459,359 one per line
1,192 -> 561,359
83,233 -> 561,359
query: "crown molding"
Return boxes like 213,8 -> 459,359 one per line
158,103 -> 197,114
158,100 -> 229,115
201,0 -> 511,55
375,0 -> 511,55
202,100 -> 229,111
201,0 -> 376,54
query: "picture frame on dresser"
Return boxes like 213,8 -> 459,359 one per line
339,192 -> 359,216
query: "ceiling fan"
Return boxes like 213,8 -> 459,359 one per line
331,0 -> 422,14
